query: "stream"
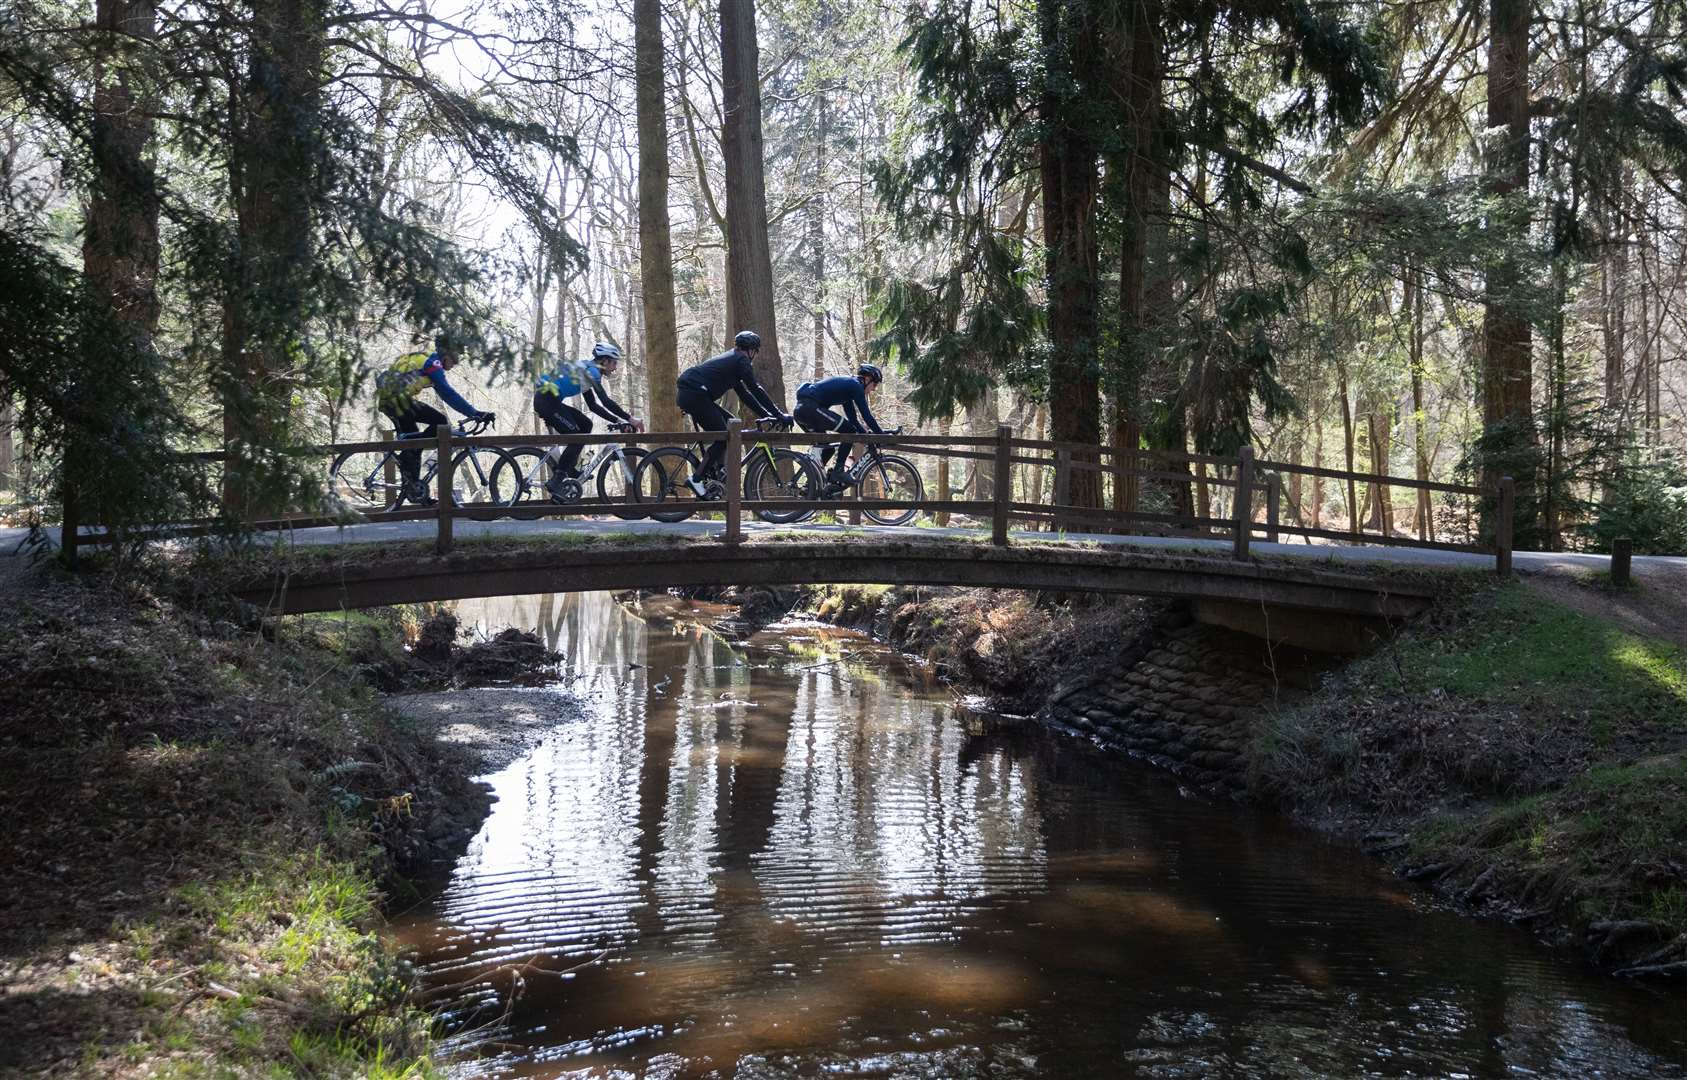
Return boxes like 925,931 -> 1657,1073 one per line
392,590 -> 1687,1079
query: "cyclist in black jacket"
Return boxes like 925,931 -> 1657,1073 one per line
795,363 -> 885,493
675,330 -> 792,494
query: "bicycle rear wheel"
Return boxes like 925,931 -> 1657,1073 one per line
744,448 -> 820,523
490,447 -> 548,505
859,454 -> 924,526
634,447 -> 705,523
596,448 -> 650,519
328,448 -> 413,512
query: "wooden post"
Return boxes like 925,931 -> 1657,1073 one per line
723,419 -> 743,544
383,429 -> 398,509
435,423 -> 454,556
60,481 -> 79,569
1232,446 -> 1254,561
1266,472 -> 1280,543
992,424 -> 1012,546
1054,448 -> 1072,526
1611,536 -> 1632,586
1496,475 -> 1514,577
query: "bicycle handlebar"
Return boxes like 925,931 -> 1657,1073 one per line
457,414 -> 495,436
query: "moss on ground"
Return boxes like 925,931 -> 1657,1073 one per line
1254,580 -> 1687,971
0,561 -> 482,1077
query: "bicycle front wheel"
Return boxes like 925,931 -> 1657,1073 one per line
634,447 -> 704,523
860,454 -> 924,526
451,445 -> 519,509
490,447 -> 548,505
745,448 -> 820,523
596,447 -> 650,519
328,448 -> 410,512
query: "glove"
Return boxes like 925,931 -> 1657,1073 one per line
781,414 -> 795,431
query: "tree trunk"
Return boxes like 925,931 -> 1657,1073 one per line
1410,271 -> 1433,540
1039,0 -> 1102,506
1482,0 -> 1535,532
79,0 -> 159,539
84,0 -> 159,341
810,92 -> 828,381
1112,0 -> 1162,446
636,0 -> 682,433
1336,353 -> 1359,536
719,0 -> 784,400
222,0 -> 325,512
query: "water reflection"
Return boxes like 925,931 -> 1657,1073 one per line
396,593 -> 1687,1079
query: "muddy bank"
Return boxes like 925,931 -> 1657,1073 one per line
386,687 -> 589,775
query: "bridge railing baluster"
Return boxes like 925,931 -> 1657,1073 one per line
1232,446 -> 1254,561
993,425 -> 1012,546
436,422 -> 454,556
723,420 -> 743,545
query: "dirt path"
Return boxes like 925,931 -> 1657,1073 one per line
1524,559 -> 1687,650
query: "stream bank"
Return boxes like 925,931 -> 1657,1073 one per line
0,560 -> 560,1077
691,577 -> 1687,978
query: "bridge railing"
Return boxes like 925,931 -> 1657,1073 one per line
66,422 -> 1514,575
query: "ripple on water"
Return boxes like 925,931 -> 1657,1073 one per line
396,593 -> 1687,1079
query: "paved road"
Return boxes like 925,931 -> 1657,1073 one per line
5,517 -> 1683,581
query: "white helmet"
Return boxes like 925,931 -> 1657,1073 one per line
592,341 -> 622,364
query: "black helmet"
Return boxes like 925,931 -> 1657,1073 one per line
734,330 -> 762,351
592,341 -> 622,364
857,363 -> 883,384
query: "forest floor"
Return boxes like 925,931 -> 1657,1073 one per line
776,568 -> 1687,979
0,556 -> 558,1078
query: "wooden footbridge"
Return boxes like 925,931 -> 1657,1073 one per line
65,423 -> 1515,643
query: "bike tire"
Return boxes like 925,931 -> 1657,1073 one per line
450,445 -> 519,508
491,447 -> 549,505
860,454 -> 924,526
329,447 -> 413,512
744,448 -> 821,524
596,447 -> 650,520
634,447 -> 704,523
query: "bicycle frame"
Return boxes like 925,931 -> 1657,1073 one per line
528,440 -> 625,486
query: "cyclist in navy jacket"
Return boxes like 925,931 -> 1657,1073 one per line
795,363 -> 885,491
675,330 -> 792,494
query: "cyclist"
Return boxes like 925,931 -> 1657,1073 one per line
794,363 -> 885,494
536,341 -> 644,499
376,333 -> 494,505
674,330 -> 793,496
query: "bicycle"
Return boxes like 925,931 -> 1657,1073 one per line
633,417 -> 820,524
328,415 -> 517,512
798,428 -> 924,526
488,421 -> 648,519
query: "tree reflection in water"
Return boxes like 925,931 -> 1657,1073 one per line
394,592 -> 1687,1079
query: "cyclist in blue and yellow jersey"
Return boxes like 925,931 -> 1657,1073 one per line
376,334 -> 493,503
535,342 -> 644,498
675,330 -> 792,496
794,363 -> 885,495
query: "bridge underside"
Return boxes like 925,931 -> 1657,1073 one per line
232,539 -> 1436,645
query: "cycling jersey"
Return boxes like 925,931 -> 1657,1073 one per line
677,348 -> 782,419
796,376 -> 883,434
376,351 -> 478,417
538,358 -> 631,424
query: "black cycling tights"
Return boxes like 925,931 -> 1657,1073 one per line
534,391 -> 592,475
677,385 -> 734,479
382,401 -> 448,482
794,400 -> 861,476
